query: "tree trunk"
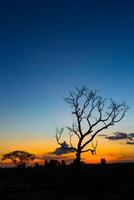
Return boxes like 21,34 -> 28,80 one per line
75,150 -> 81,172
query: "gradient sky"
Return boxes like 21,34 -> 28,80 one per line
0,0 -> 134,165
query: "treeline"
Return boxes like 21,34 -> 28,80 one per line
1,150 -> 107,169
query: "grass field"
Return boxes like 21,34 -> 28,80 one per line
0,163 -> 134,200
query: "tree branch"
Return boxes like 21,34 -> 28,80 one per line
55,128 -> 77,151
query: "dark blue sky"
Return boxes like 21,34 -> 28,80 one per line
0,0 -> 134,139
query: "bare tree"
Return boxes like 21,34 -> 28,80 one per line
56,87 -> 128,168
2,150 -> 35,168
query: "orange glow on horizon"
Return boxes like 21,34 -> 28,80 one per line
0,135 -> 134,167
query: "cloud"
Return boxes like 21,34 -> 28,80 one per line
129,133 -> 134,138
105,132 -> 130,140
51,141 -> 76,155
117,153 -> 134,161
126,141 -> 134,145
101,132 -> 134,145
98,134 -> 107,137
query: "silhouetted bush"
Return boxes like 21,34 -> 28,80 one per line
100,158 -> 106,165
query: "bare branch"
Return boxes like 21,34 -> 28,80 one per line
67,123 -> 81,139
81,102 -> 129,150
55,128 -> 77,151
81,140 -> 98,155
55,87 -> 129,166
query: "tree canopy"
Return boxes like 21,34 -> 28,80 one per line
2,150 -> 35,168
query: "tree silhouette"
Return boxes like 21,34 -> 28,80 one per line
2,150 -> 35,168
100,158 -> 106,165
56,87 -> 128,168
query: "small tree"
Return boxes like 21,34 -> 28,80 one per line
2,150 -> 35,168
100,158 -> 106,165
56,87 -> 128,168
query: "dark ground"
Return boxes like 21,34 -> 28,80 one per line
0,163 -> 134,200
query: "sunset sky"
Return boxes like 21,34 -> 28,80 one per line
0,0 -> 134,166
